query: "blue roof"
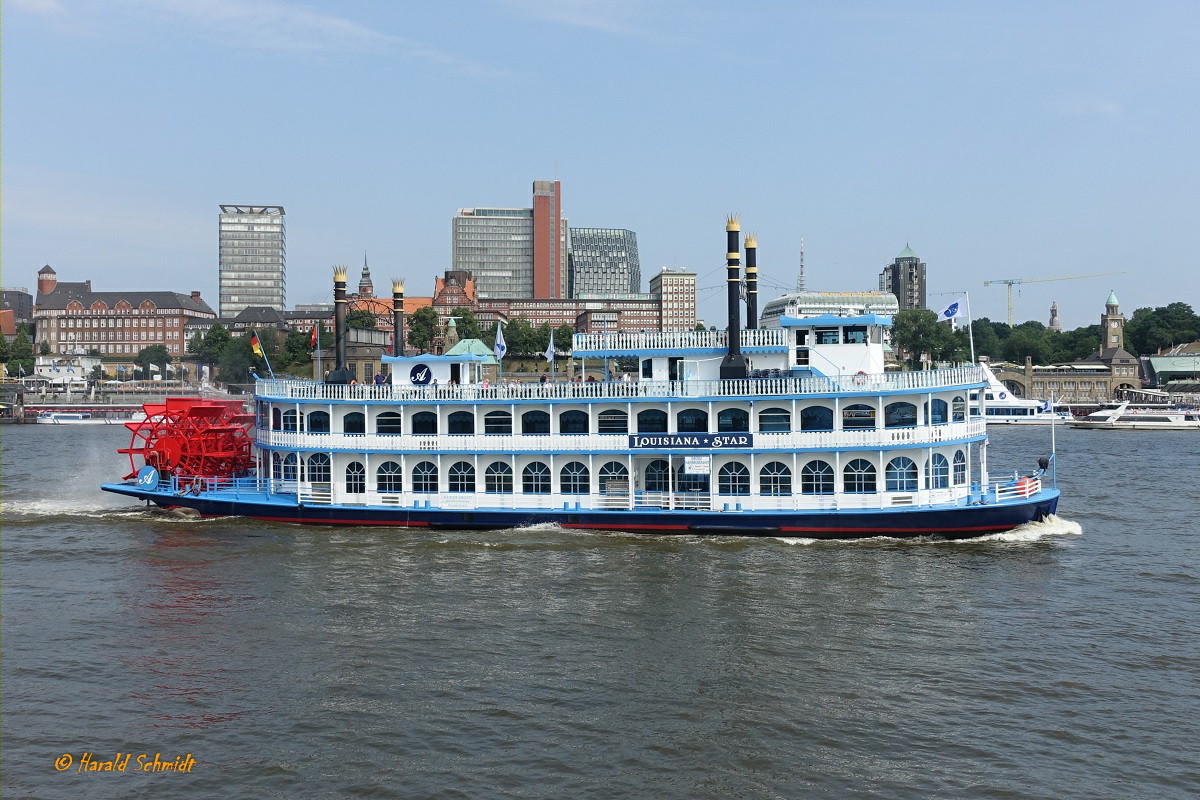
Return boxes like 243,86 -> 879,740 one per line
381,353 -> 489,364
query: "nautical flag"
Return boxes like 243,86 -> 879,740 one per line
938,296 -> 967,321
250,331 -> 264,357
544,336 -> 555,363
1041,398 -> 1052,413
310,322 -> 320,348
494,323 -> 507,361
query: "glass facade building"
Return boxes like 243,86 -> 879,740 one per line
219,205 -> 286,318
568,228 -> 641,296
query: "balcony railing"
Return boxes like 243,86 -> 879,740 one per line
572,328 -> 789,353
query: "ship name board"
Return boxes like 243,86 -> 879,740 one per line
628,433 -> 753,449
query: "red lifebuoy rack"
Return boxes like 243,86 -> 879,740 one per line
852,371 -> 867,387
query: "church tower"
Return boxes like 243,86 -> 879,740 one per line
359,255 -> 374,298
1100,290 -> 1125,352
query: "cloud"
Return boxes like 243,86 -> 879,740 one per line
6,0 -> 67,16
496,0 -> 652,37
1058,96 -> 1124,118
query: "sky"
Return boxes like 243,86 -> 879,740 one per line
4,0 -> 1198,330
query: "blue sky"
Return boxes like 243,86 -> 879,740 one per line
5,0 -> 1197,330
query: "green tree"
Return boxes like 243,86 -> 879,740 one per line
90,364 -> 107,381
407,307 -> 439,351
694,322 -> 708,332
39,339 -> 52,355
554,324 -> 574,353
281,328 -> 312,370
0,335 -> 9,363
196,323 -> 232,365
504,318 -> 537,356
134,344 -> 172,379
7,329 -> 33,377
450,307 -> 481,340
891,309 -> 956,369
256,327 -> 281,364
218,337 -> 256,389
347,309 -> 377,330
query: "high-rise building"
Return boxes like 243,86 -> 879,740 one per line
648,268 -> 697,331
568,228 -> 641,296
452,181 -> 568,300
878,244 -> 926,311
219,205 -> 286,318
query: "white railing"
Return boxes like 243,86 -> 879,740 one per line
255,366 -> 986,404
258,419 -> 986,453
986,473 -> 1043,503
572,328 -> 789,353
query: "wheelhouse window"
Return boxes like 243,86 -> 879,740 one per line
801,406 -> 834,431
758,407 -> 791,432
885,457 -> 918,492
484,411 -> 512,435
560,461 -> 590,494
597,410 -> 628,434
271,408 -> 282,430
759,461 -> 792,496
447,411 -> 474,435
343,412 -> 366,434
598,461 -> 629,492
485,462 -> 513,494
842,404 -> 876,430
800,460 -> 834,495
412,412 -> 437,435
306,453 -> 331,483
925,399 -> 949,426
884,402 -> 918,428
376,461 -> 403,492
717,409 -> 749,432
448,461 -> 475,493
842,326 -> 867,344
346,461 -> 366,493
412,461 -> 438,493
927,454 -> 950,489
523,462 -> 551,494
307,411 -> 330,433
559,410 -> 589,434
376,411 -> 403,434
637,409 -> 668,433
815,328 -> 839,345
953,450 -> 967,485
951,396 -> 966,422
645,459 -> 670,492
718,462 -> 750,495
843,459 -> 876,493
676,409 -> 708,433
282,410 -> 300,432
522,410 -> 550,434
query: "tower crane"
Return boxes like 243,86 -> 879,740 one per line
982,272 -> 1124,327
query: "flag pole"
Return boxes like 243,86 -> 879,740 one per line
252,329 -> 276,379
964,290 -> 977,365
315,323 -> 323,381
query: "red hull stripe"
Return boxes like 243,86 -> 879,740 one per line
778,524 -> 1010,533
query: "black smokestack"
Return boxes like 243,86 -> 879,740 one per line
326,266 -> 354,384
392,278 -> 405,357
745,234 -> 758,330
719,215 -> 749,380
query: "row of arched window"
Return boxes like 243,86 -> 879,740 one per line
269,398 -> 968,436
269,451 -> 968,495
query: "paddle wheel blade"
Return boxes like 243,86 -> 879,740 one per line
120,398 -> 255,481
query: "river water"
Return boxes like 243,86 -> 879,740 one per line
2,423 -> 1198,799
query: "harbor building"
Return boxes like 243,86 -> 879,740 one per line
568,228 -> 641,296
878,244 -> 926,311
2,286 -> 34,325
219,205 -> 286,318
452,181 -> 568,300
648,268 -> 698,331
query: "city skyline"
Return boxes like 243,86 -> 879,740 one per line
5,1 -> 1198,331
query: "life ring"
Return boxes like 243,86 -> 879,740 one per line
852,371 -> 867,387
1016,477 -> 1032,497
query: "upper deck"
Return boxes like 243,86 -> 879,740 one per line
573,329 -> 789,357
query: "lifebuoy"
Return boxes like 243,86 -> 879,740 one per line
1016,477 -> 1032,497
852,371 -> 867,387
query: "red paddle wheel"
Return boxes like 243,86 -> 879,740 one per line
120,397 -> 256,481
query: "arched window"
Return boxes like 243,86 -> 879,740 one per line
759,461 -> 792,496
271,452 -> 282,480
842,404 -> 875,430
560,461 -> 590,494
636,409 -> 668,433
598,461 -> 628,492
884,402 -> 918,428
484,411 -> 512,435
953,450 -> 967,485
677,409 -> 708,433
447,411 -> 474,435
800,460 -> 834,495
675,462 -> 710,493
412,461 -> 438,493
282,452 -> 299,480
523,462 -> 551,494
843,459 -> 876,493
343,412 -> 366,434
927,453 -> 950,489
484,462 -> 513,494
598,410 -> 628,434
412,412 -> 437,435
282,410 -> 300,432
885,457 -> 918,491
559,410 -> 589,434
522,410 -> 550,434
448,461 -> 475,493
951,396 -> 966,422
376,460 -> 403,492
346,461 -> 366,493
925,399 -> 949,426
645,459 -> 670,492
717,408 -> 749,432
307,410 -> 330,433
800,406 -> 834,431
758,407 -> 791,432
377,411 -> 403,434
271,408 -> 282,430
306,453 -> 331,483
718,462 -> 750,495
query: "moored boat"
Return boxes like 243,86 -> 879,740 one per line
1069,402 -> 1200,431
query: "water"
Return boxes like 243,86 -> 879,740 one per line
3,424 -> 1198,798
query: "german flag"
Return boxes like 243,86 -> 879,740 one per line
250,331 -> 264,357
310,322 -> 320,348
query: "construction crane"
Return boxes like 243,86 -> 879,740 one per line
983,272 -> 1124,326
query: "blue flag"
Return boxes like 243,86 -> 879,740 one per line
494,323 -> 507,361
939,296 -> 967,321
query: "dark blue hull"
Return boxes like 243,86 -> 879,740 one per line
101,483 -> 1060,540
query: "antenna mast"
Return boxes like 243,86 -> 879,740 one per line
796,237 -> 808,292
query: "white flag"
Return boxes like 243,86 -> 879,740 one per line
493,323 -> 507,361
544,336 -> 555,363
938,296 -> 967,321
